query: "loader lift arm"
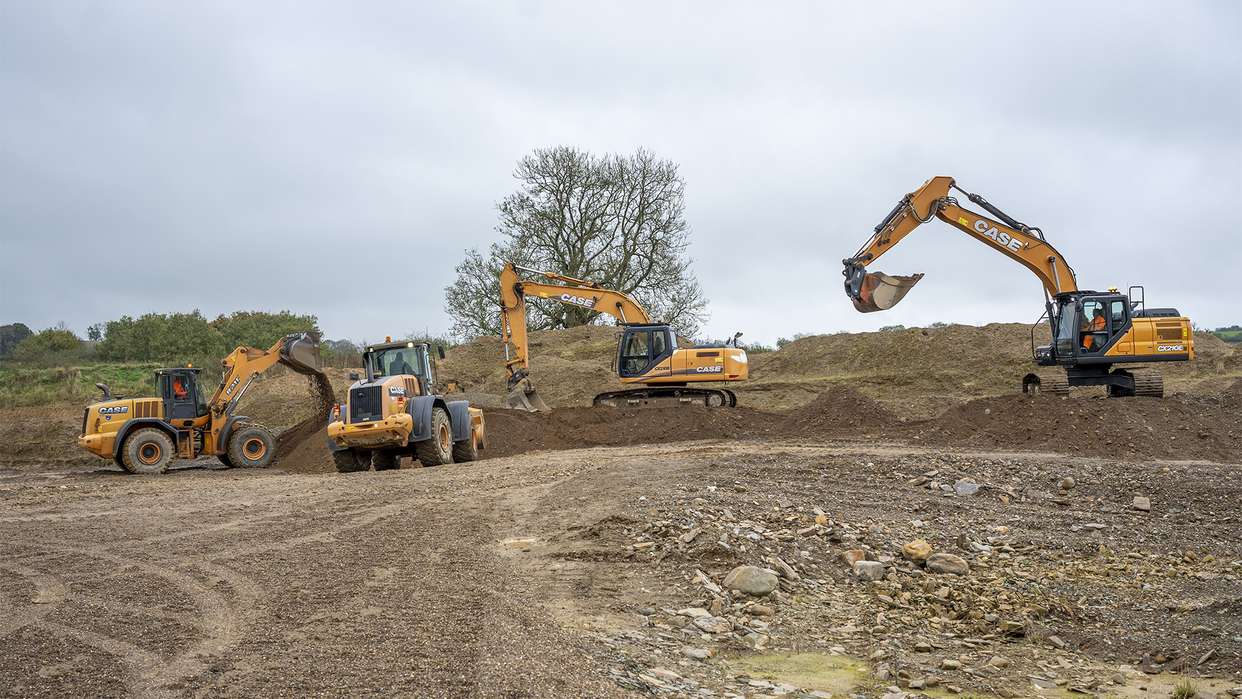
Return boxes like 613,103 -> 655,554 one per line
843,176 -> 1078,312
207,332 -> 323,424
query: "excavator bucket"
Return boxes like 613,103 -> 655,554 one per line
279,332 -> 323,375
851,271 -> 924,313
506,378 -> 550,412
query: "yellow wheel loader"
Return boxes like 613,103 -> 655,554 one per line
326,338 -> 485,473
842,176 -> 1194,397
500,263 -> 749,411
77,333 -> 326,474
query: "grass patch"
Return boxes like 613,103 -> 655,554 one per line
0,362 -> 163,407
1172,679 -> 1198,699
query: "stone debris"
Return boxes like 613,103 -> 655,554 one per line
723,564 -> 780,596
925,552 -> 970,575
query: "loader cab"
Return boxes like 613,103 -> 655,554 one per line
1050,291 -> 1132,362
363,341 -> 442,395
617,324 -> 677,378
156,368 -> 208,421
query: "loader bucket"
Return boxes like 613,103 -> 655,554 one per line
851,271 -> 924,313
506,379 -> 550,412
279,332 -> 323,375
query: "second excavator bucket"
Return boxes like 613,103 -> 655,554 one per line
279,332 -> 323,375
849,271 -> 924,313
506,377 -> 550,412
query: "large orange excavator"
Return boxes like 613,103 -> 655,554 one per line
500,262 -> 748,411
843,176 -> 1193,397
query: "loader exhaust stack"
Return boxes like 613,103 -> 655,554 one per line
844,263 -> 923,313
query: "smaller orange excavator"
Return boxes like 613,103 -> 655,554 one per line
842,176 -> 1193,397
499,262 -> 749,411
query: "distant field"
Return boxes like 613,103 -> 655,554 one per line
0,362 -> 160,407
1215,329 -> 1242,343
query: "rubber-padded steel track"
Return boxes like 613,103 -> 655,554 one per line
592,387 -> 736,408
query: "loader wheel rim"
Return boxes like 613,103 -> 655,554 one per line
243,438 -> 267,460
138,443 -> 162,465
438,423 -> 451,451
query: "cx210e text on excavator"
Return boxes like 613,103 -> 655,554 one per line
842,176 -> 1193,397
500,262 -> 749,411
78,332 -> 327,474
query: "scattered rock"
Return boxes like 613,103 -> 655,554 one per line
678,607 -> 710,619
926,553 -> 970,575
941,659 -> 960,670
988,655 -> 1011,669
953,479 -> 980,496
914,641 -> 932,652
682,647 -> 711,660
902,538 -> 933,562
723,565 -> 779,597
693,616 -> 732,634
841,549 -> 866,566
1059,476 -> 1077,490
853,560 -> 885,581
1132,496 -> 1151,512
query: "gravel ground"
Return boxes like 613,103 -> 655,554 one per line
1,439 -> 1239,698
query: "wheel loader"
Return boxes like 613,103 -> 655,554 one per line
77,332 -> 327,474
326,338 -> 484,472
842,176 -> 1194,397
499,262 -> 749,411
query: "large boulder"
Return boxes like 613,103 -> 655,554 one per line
926,552 -> 970,575
723,565 -> 780,597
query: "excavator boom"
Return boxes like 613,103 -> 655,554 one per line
843,176 -> 1077,311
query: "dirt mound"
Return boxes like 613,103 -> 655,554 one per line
779,384 -> 900,435
913,392 -> 1241,462
482,406 -> 783,459
272,372 -> 336,473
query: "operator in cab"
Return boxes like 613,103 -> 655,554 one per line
1081,307 -> 1106,352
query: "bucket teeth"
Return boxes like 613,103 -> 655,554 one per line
506,380 -> 550,412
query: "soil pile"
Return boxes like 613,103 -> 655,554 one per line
912,391 -> 1241,462
273,372 -> 336,472
778,384 -> 900,435
481,406 -> 784,459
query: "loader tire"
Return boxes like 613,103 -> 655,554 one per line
333,449 -> 371,473
414,407 -> 453,466
227,424 -> 276,468
121,428 -> 175,475
452,430 -> 479,463
218,453 -> 234,468
372,451 -> 400,471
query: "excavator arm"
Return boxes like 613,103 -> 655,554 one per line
843,176 -> 1078,312
499,262 -> 652,410
207,332 -> 323,420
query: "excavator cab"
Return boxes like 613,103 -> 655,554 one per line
1048,292 -> 1133,362
617,324 -> 676,378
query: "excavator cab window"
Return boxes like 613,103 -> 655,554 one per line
618,326 -> 676,378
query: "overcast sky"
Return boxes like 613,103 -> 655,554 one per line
2,1 -> 1239,345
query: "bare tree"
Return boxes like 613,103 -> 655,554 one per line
445,146 -> 708,339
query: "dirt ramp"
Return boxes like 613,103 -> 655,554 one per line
913,392 -> 1242,462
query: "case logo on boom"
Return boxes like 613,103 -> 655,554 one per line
559,293 -> 595,308
225,376 -> 242,396
969,218 -> 1025,252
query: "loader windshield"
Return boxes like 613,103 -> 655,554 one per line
369,345 -> 428,379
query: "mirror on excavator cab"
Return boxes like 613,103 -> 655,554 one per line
844,263 -> 924,313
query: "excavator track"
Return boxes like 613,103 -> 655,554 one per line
1130,370 -> 1164,398
593,387 -> 737,409
1022,372 -> 1069,396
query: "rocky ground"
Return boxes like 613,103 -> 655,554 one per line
1,435 -> 1239,698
